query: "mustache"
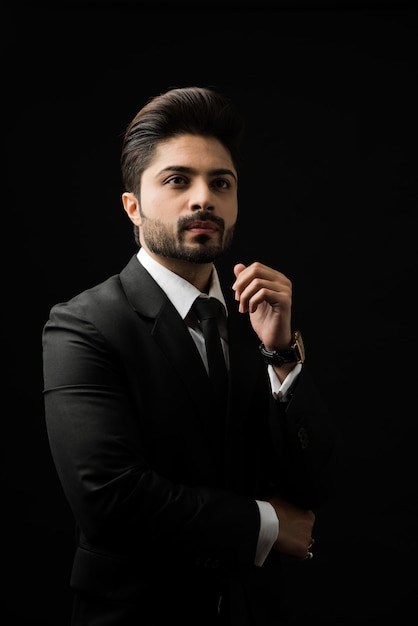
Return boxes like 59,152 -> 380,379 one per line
178,211 -> 224,230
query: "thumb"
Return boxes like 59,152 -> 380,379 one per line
233,263 -> 246,279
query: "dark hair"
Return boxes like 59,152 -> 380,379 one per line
120,86 -> 245,197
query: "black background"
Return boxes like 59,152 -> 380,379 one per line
3,1 -> 417,624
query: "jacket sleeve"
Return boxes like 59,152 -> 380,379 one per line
265,365 -> 341,510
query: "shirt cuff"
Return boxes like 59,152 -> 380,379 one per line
268,363 -> 302,401
254,500 -> 279,566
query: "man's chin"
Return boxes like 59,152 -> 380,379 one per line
178,243 -> 223,264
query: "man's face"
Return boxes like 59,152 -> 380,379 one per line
123,134 -> 238,264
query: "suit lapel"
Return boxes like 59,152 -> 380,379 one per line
225,289 -> 261,417
120,254 -> 210,399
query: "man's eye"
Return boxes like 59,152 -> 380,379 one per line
213,179 -> 230,189
167,176 -> 187,185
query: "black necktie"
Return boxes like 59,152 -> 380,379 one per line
192,297 -> 228,407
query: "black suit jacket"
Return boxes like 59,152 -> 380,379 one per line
42,253 -> 338,625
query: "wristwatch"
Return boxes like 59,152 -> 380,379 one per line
259,330 -> 305,367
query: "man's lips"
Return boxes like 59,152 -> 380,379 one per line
185,220 -> 220,234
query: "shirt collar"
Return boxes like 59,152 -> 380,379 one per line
137,248 -> 227,321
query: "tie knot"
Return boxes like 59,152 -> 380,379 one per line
193,297 -> 222,321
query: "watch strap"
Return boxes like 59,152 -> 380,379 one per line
259,343 -> 300,367
259,331 -> 304,367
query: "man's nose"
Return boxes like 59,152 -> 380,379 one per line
190,182 -> 214,211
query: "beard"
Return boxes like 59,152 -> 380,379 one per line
139,210 -> 235,263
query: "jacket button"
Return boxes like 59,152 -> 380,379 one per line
298,427 -> 309,449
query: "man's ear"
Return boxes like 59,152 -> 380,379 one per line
122,192 -> 142,226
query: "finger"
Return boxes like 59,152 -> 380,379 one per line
233,263 -> 246,280
232,262 -> 279,294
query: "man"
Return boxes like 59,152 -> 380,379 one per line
42,86 -> 338,625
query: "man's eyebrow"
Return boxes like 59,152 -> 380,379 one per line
158,165 -> 237,183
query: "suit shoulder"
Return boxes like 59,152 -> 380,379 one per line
50,272 -> 123,316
